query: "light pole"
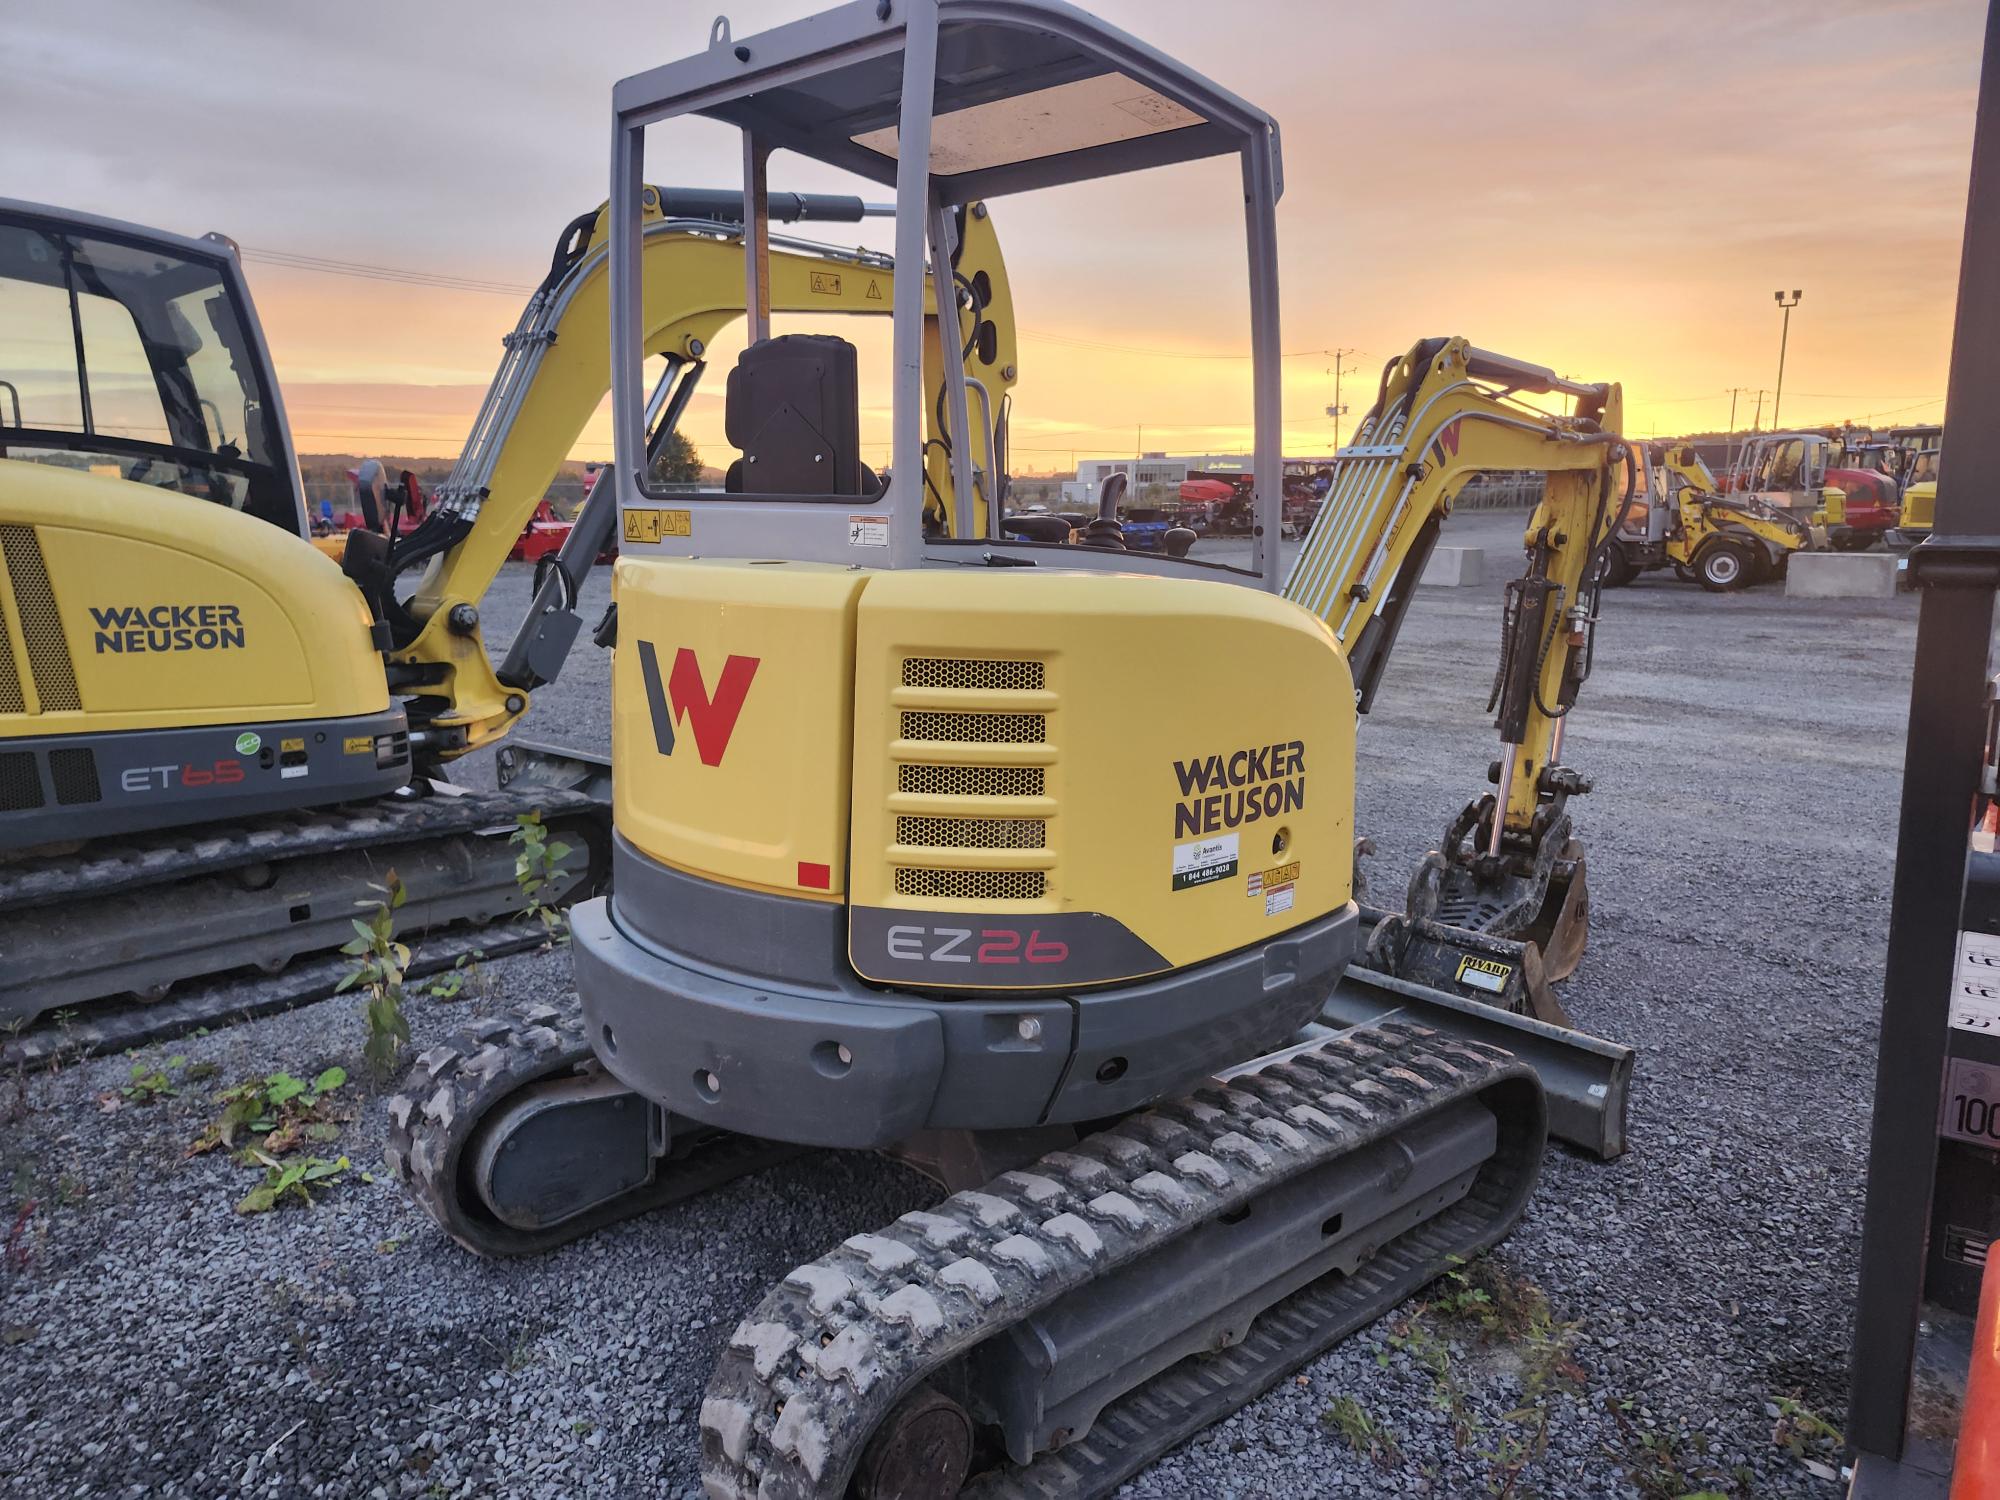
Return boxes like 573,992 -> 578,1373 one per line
1772,289 -> 1802,430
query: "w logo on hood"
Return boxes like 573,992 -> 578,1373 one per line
636,642 -> 760,766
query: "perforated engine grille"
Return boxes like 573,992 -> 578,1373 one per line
898,764 -> 1044,798
0,750 -> 42,811
901,657 -> 1045,692
894,867 -> 1047,901
49,747 -> 100,805
0,607 -> 21,714
895,815 -> 1046,850
889,654 -> 1051,906
900,710 -> 1045,744
0,526 -> 80,712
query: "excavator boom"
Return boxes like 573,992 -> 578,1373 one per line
359,190 -> 1016,758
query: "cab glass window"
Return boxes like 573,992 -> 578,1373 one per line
0,213 -> 298,533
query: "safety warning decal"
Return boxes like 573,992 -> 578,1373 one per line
1247,861 -> 1300,915
810,271 -> 843,296
848,515 -> 890,548
1172,833 -> 1238,892
623,509 -> 693,543
343,735 -> 374,755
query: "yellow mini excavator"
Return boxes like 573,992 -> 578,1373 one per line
389,4 -> 1635,1496
0,188 -> 1013,1032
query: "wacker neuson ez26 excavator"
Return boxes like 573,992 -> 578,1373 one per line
389,4 -> 1635,1495
0,186 -> 1010,1032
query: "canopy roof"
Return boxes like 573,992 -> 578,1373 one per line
612,0 -> 1282,202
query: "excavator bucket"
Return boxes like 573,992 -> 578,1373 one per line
1524,839 -> 1590,983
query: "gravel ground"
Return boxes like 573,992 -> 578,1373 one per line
1,512 -> 1921,1497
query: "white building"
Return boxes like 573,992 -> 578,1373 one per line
1073,452 -> 1254,492
1062,452 -> 1340,509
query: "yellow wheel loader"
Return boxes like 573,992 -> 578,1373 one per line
388,5 -> 1636,1495
0,188 -> 1012,1035
1599,440 -> 1811,591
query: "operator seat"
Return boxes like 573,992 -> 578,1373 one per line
723,333 -> 881,497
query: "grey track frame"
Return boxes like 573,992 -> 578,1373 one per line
605,0 -> 1288,588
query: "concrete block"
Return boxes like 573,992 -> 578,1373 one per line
1785,551 -> 1899,599
1420,547 -> 1484,588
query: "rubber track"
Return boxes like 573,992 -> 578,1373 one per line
0,786 -> 604,914
387,999 -> 800,1258
700,1021 -> 1543,1500
0,919 -> 548,1070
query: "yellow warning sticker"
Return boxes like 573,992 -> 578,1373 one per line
810,270 -> 843,296
343,735 -> 374,755
1245,861 -> 1301,898
865,278 -> 883,301
622,509 -> 693,543
280,737 -> 305,753
1455,955 -> 1513,994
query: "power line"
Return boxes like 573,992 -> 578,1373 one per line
1018,328 -> 1363,362
239,246 -> 536,297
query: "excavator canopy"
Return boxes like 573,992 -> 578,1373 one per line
607,0 -> 1289,584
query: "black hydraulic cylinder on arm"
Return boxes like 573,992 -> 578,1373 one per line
497,357 -> 706,692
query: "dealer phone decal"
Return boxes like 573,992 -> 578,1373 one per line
1172,833 -> 1238,892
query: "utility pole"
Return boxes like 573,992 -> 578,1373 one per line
1772,289 -> 1802,429
1751,387 -> 1768,433
1723,387 -> 1752,476
1323,347 -> 1355,449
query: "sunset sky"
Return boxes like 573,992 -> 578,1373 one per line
3,0 -> 1981,473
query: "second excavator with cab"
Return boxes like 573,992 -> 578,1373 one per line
0,186 -> 1011,1033
390,3 -> 1637,1495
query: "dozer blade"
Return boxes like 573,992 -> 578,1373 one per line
1317,964 -> 1632,1161
699,1020 -> 1545,1500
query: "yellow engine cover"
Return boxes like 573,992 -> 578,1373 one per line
611,556 -> 865,899
0,460 -> 388,736
1903,480 -> 1936,534
611,556 -> 1357,987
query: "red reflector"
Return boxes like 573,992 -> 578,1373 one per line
797,862 -> 831,890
